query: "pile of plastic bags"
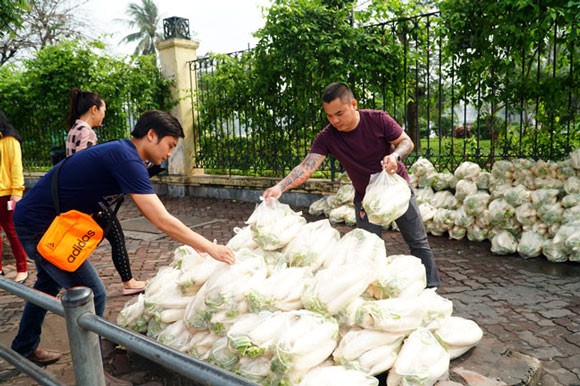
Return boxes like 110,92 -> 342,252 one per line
311,149 -> 580,263
118,200 -> 483,386
410,149 -> 580,262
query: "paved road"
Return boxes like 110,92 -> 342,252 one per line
1,196 -> 579,385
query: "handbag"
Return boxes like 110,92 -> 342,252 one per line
37,159 -> 121,272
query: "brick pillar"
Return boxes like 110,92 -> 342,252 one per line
157,38 -> 204,176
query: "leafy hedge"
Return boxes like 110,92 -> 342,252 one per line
193,0 -> 579,176
0,40 -> 175,169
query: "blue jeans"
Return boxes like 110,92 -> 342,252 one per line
11,225 -> 106,357
355,188 -> 441,288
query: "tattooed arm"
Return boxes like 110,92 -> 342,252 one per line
262,153 -> 327,200
382,132 -> 414,174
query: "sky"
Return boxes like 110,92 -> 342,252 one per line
78,0 -> 271,57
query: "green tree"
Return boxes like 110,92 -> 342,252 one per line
0,39 -> 175,169
192,0 -> 578,176
0,0 -> 88,66
118,0 -> 163,56
194,0 -> 437,176
0,0 -> 27,37
439,0 -> 580,159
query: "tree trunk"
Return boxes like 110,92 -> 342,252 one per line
406,99 -> 419,151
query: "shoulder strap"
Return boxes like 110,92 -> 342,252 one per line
50,159 -> 66,214
101,197 -> 124,235
50,158 -> 123,234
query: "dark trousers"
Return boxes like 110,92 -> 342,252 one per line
94,212 -> 133,283
354,188 -> 440,288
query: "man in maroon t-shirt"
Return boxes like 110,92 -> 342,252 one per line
263,82 -> 440,288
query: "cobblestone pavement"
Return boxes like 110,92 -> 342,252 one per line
1,196 -> 579,385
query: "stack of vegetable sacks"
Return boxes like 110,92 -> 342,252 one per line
310,149 -> 580,263
309,183 -> 356,226
118,200 -> 483,386
410,149 -> 580,262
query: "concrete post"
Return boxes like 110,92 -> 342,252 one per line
157,37 -> 203,176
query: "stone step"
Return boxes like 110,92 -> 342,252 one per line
448,338 -> 542,386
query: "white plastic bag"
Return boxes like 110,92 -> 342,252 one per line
490,231 -> 518,255
226,311 -> 290,357
226,226 -> 258,251
454,161 -> 481,181
333,327 -> 405,375
299,365 -> 379,386
172,247 -> 221,295
284,219 -> 339,271
434,316 -> 483,359
387,328 -> 450,386
247,267 -> 312,312
117,294 -> 150,333
323,228 -> 387,272
570,148 -> 580,169
362,171 -> 411,227
517,231 -> 544,259
355,297 -> 423,333
309,197 -> 330,216
271,310 -> 339,375
246,198 -> 306,250
302,263 -> 377,316
366,254 -> 426,299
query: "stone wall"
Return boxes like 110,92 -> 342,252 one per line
23,172 -> 340,208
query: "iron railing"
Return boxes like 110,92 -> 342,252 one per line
189,12 -> 578,177
0,277 -> 257,386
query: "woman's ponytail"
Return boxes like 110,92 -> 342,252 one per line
66,88 -> 103,129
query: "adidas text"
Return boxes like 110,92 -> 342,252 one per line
67,230 -> 97,263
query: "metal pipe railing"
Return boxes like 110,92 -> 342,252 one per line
79,315 -> 257,386
0,276 -> 64,315
0,342 -> 65,386
0,276 -> 66,386
61,288 -> 105,386
0,277 -> 258,386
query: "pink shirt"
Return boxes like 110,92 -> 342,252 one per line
66,119 -> 97,157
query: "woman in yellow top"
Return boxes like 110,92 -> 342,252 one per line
0,110 -> 29,283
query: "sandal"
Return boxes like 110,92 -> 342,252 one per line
122,286 -> 146,296
121,280 -> 147,296
15,271 -> 29,284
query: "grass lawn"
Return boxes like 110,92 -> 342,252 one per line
419,137 -> 492,156
415,137 -> 494,171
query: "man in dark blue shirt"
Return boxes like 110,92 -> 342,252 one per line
11,110 -> 235,379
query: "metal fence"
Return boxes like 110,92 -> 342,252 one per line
0,277 -> 257,386
189,11 -> 578,177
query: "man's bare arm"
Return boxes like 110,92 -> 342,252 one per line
279,153 -> 326,191
131,193 -> 235,264
263,153 -> 326,200
383,132 -> 414,173
390,132 -> 414,160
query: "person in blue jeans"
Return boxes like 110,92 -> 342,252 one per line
262,82 -> 440,288
11,110 -> 235,386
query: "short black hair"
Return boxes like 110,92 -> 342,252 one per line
322,82 -> 355,104
131,110 -> 185,140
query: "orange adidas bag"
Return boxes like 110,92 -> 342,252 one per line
37,210 -> 104,272
35,157 -> 120,272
